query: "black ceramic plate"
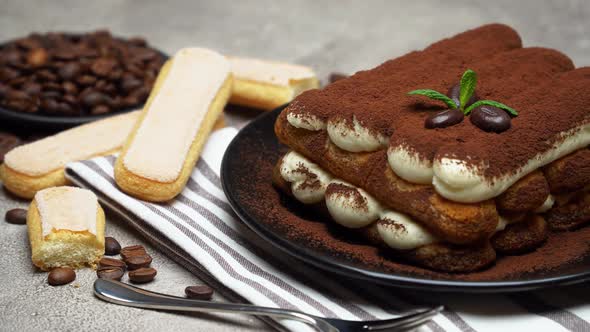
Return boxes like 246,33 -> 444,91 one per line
221,106 -> 590,293
0,37 -> 167,131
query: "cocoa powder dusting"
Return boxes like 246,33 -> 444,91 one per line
293,163 -> 321,190
286,23 -> 589,179
325,182 -> 368,212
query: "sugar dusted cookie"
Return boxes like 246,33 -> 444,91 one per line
114,48 -> 232,202
28,186 -> 105,270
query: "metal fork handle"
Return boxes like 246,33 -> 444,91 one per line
94,279 -> 331,330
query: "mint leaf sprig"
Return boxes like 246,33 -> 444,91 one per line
464,100 -> 518,116
459,69 -> 477,109
407,89 -> 456,109
407,69 -> 518,117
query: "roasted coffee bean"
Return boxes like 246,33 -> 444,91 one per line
81,91 -> 109,107
36,69 -> 57,82
1,50 -> 22,65
96,266 -> 124,281
98,257 -> 126,270
91,58 -> 117,77
48,267 -> 76,286
52,49 -> 77,60
16,37 -> 42,50
104,237 -> 122,255
8,75 -> 29,87
102,83 -> 116,94
108,69 -> 122,81
122,95 -> 140,107
41,98 -> 60,113
22,82 -> 42,96
41,90 -> 61,99
91,105 -> 110,115
109,96 -> 123,109
134,49 -> 158,61
58,62 -> 82,80
26,48 -> 49,67
0,84 -> 9,98
62,94 -> 77,105
124,255 -> 152,270
56,102 -> 75,115
95,80 -> 108,90
43,82 -> 62,91
329,73 -> 348,83
62,81 -> 78,95
5,208 -> 27,225
425,109 -> 464,129
470,105 -> 511,133
130,86 -> 150,101
120,245 -> 147,260
128,267 -> 157,283
128,37 -> 147,47
447,83 -> 478,109
6,90 -> 29,101
77,75 -> 97,86
185,285 -> 214,300
0,67 -> 20,81
121,76 -> 142,92
5,96 -> 33,112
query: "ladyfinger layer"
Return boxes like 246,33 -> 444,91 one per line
1,111 -> 139,199
273,151 -> 548,272
115,48 -> 232,202
28,186 -> 105,270
229,57 -> 319,111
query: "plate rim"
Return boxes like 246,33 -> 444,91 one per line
221,105 -> 590,293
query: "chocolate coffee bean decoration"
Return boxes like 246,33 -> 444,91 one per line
424,109 -> 464,129
447,83 -> 478,108
470,105 -> 511,133
48,267 -> 76,286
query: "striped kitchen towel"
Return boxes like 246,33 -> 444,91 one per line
65,127 -> 590,332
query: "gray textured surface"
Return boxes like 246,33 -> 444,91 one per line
1,1 -> 589,331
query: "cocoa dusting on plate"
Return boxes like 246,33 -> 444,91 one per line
237,148 -> 590,281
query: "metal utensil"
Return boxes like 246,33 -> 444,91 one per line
94,279 -> 442,332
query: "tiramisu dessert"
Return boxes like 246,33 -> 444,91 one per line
272,24 -> 590,272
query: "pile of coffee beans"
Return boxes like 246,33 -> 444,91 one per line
0,30 -> 165,116
97,243 -> 157,283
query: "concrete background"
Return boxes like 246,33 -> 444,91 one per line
1,0 -> 589,331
